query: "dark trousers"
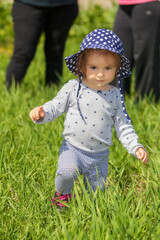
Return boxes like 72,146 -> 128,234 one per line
113,2 -> 160,101
6,1 -> 78,87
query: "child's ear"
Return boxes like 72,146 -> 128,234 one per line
115,71 -> 119,79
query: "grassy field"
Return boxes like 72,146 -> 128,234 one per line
0,1 -> 160,239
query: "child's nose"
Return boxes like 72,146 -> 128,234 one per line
97,71 -> 104,77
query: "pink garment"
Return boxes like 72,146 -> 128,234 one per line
118,0 -> 157,5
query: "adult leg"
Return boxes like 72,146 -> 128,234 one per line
6,2 -> 44,88
113,6 -> 134,94
132,2 -> 160,101
44,2 -> 78,85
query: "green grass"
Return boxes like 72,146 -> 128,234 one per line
0,2 -> 160,239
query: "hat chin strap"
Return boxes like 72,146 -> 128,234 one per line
118,73 -> 131,122
77,74 -> 87,125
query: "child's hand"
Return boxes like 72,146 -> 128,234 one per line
29,106 -> 45,121
135,147 -> 148,164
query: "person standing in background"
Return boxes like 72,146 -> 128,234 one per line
113,0 -> 160,101
6,0 -> 78,88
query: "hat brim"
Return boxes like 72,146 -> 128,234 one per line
65,48 -> 131,79
65,52 -> 80,76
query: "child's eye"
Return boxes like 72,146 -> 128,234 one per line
90,66 -> 96,69
106,67 -> 111,70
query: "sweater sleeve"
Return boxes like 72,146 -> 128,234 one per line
113,89 -> 144,156
35,80 -> 74,124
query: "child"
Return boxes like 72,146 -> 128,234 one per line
29,29 -> 148,208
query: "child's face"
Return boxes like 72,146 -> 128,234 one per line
82,50 -> 118,90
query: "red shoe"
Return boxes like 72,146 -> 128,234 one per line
51,192 -> 72,208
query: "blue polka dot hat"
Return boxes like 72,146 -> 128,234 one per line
65,28 -> 131,121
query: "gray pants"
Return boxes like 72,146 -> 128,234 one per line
55,141 -> 109,194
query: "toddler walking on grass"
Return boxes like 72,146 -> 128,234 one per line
29,29 -> 148,208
